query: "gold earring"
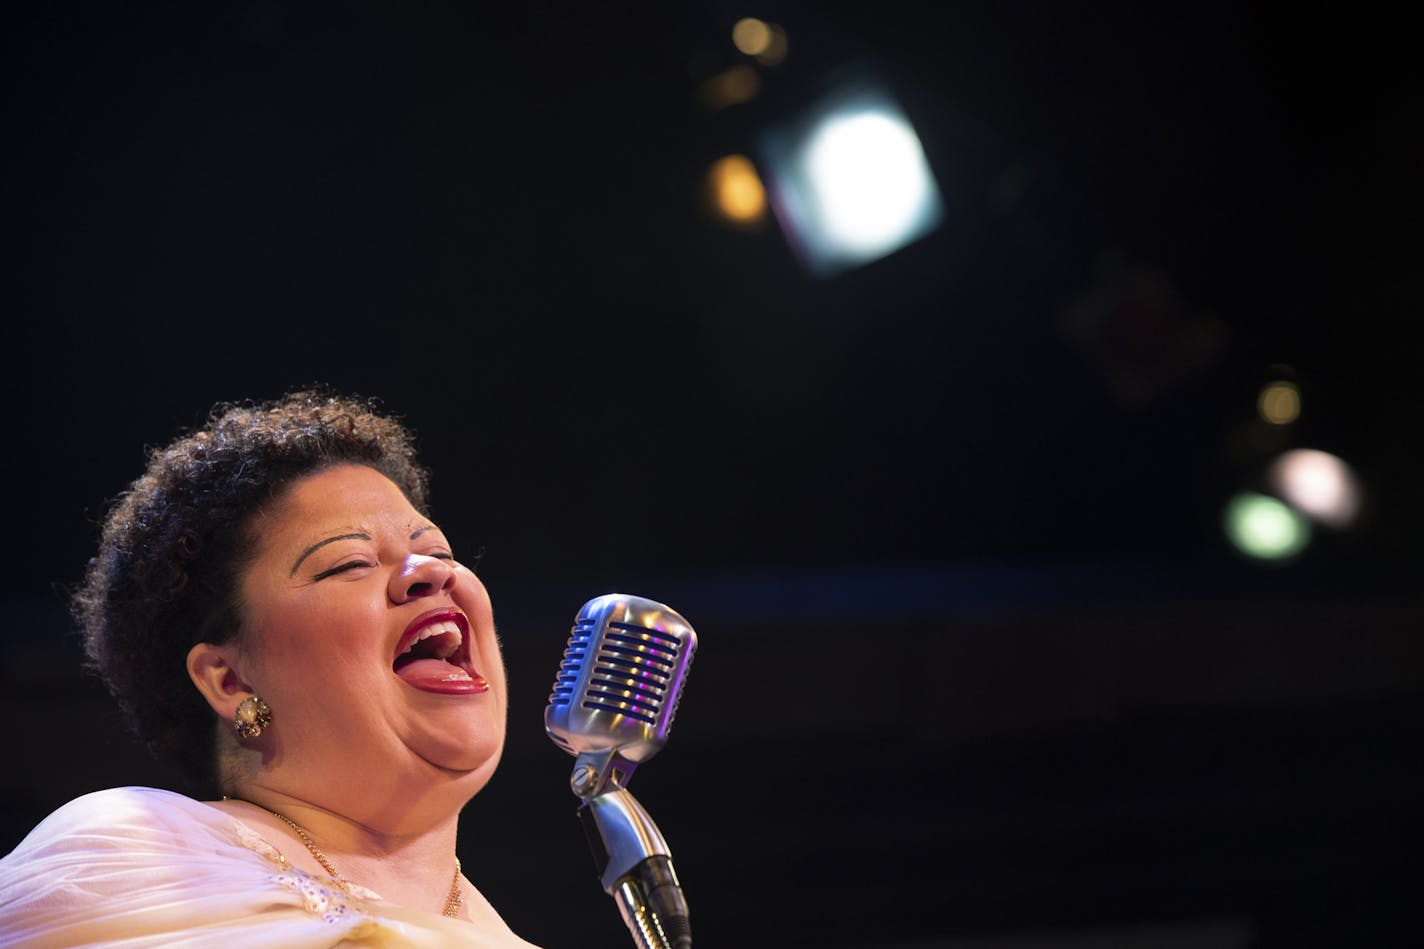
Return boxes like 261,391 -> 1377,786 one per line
233,695 -> 272,739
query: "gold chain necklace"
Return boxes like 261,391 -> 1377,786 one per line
226,797 -> 463,918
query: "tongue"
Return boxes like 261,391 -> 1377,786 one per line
395,658 -> 488,693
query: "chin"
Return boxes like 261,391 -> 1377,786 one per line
436,749 -> 505,801
411,728 -> 506,780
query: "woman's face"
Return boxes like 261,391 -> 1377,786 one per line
235,463 -> 506,801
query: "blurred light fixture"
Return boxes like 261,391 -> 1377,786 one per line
707,154 -> 767,225
1224,492 -> 1311,560
732,18 -> 770,55
1267,448 -> 1362,528
758,81 -> 944,277
731,17 -> 788,65
1257,380 -> 1301,425
697,64 -> 761,111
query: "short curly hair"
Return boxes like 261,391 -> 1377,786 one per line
73,388 -> 430,794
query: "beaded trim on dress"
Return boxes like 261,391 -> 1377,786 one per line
229,817 -> 383,922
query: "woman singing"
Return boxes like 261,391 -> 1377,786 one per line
0,389 -> 540,947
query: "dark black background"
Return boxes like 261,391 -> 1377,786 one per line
2,3 -> 1419,947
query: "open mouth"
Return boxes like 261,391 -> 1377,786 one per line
392,608 -> 489,694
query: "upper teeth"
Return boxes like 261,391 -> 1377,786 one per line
402,620 -> 462,659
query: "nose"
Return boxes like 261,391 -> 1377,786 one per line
390,554 -> 457,602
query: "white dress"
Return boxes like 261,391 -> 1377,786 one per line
0,787 -> 541,948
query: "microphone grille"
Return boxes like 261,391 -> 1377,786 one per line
545,593 -> 697,760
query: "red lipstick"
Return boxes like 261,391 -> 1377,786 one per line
392,607 -> 489,694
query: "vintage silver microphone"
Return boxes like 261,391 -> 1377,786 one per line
545,593 -> 697,949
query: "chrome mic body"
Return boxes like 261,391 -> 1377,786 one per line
546,593 -> 697,799
545,593 -> 697,949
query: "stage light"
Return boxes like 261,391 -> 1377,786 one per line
731,17 -> 788,65
731,18 -> 771,56
697,64 -> 760,111
707,154 -> 767,224
1268,448 -> 1362,528
1257,380 -> 1301,425
757,82 -> 944,277
1224,492 -> 1311,560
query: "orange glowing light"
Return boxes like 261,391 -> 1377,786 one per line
731,17 -> 787,66
731,18 -> 772,56
708,154 -> 767,224
696,64 -> 760,111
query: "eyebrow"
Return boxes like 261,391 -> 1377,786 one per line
289,526 -> 443,576
289,533 -> 370,577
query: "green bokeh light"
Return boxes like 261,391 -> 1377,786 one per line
1224,492 -> 1311,560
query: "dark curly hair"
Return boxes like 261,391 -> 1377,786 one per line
72,388 -> 430,795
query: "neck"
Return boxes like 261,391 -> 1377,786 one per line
226,781 -> 466,915
216,728 -> 490,836
212,726 -> 492,914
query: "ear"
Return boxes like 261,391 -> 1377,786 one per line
186,641 -> 254,721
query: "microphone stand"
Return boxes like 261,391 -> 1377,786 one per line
570,750 -> 692,949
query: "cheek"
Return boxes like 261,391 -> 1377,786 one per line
456,573 -> 503,661
453,569 -> 494,621
243,589 -> 386,676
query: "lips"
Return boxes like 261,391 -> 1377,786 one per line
392,607 -> 489,694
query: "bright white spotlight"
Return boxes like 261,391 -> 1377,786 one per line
804,112 -> 935,254
1268,448 -> 1363,528
758,83 -> 944,276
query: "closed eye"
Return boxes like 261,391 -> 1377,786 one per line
313,560 -> 375,581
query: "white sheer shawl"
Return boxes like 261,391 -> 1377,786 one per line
0,787 -> 540,948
